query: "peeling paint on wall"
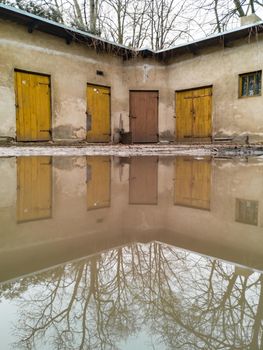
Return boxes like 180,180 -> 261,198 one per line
53,125 -> 85,140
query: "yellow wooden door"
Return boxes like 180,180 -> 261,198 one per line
87,157 -> 111,210
174,157 -> 211,210
15,71 -> 51,141
176,87 -> 212,140
17,157 -> 52,222
175,90 -> 193,139
86,84 -> 111,142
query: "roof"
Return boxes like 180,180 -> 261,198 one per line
0,3 -> 263,61
0,3 -> 133,58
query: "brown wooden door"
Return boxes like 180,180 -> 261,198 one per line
130,91 -> 158,143
129,157 -> 158,204
87,157 -> 111,210
176,86 -> 212,140
174,157 -> 211,210
17,157 -> 52,222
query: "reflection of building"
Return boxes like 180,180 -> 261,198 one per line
17,157 -> 52,222
0,156 -> 263,283
87,156 -> 111,210
235,198 -> 259,226
129,157 -> 158,205
174,157 -> 211,210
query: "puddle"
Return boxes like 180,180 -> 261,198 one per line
0,155 -> 263,349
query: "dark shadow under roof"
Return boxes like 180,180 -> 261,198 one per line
1,3 -> 263,61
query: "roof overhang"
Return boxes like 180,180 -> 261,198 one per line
0,3 -> 263,61
0,3 -> 133,59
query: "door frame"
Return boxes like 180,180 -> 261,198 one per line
14,68 -> 52,141
86,82 -> 111,142
175,85 -> 213,141
129,90 -> 159,143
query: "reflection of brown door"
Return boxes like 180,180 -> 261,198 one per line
130,91 -> 158,143
86,84 -> 111,142
176,86 -> 212,140
87,157 -> 111,210
129,157 -> 158,204
15,71 -> 51,141
174,157 -> 211,210
17,157 -> 52,222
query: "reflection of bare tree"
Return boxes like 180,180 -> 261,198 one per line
2,243 -> 263,349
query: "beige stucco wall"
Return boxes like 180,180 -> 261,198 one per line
167,37 -> 263,142
1,18 -> 263,142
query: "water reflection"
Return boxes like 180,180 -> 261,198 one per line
0,155 -> 263,349
17,157 -> 52,222
1,242 -> 263,349
129,157 -> 158,205
87,156 -> 111,210
174,157 -> 211,210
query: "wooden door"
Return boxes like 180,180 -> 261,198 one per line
87,157 -> 111,210
15,71 -> 51,141
129,157 -> 158,204
86,84 -> 111,142
176,86 -> 212,140
17,157 -> 52,222
130,91 -> 158,143
174,157 -> 211,210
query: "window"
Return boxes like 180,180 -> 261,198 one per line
239,71 -> 261,97
235,199 -> 258,226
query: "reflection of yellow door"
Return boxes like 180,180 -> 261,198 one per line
176,86 -> 212,140
87,157 -> 111,210
17,157 -> 52,222
15,71 -> 51,141
174,158 -> 211,210
86,84 -> 110,142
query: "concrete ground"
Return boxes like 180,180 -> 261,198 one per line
0,141 -> 262,157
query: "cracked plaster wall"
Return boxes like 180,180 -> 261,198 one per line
1,18 -> 263,142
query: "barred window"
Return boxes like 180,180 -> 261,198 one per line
239,71 -> 261,97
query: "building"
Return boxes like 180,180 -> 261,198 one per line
0,3 -> 263,143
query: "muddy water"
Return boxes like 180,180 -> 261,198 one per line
0,155 -> 263,350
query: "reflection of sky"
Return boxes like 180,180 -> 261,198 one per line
0,243 -> 262,350
118,329 -> 166,350
0,300 -> 18,350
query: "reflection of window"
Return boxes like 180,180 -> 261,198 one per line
235,199 -> 258,226
239,71 -> 261,97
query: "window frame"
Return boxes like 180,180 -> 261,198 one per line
238,70 -> 262,98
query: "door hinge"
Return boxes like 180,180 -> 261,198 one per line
40,129 -> 52,135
